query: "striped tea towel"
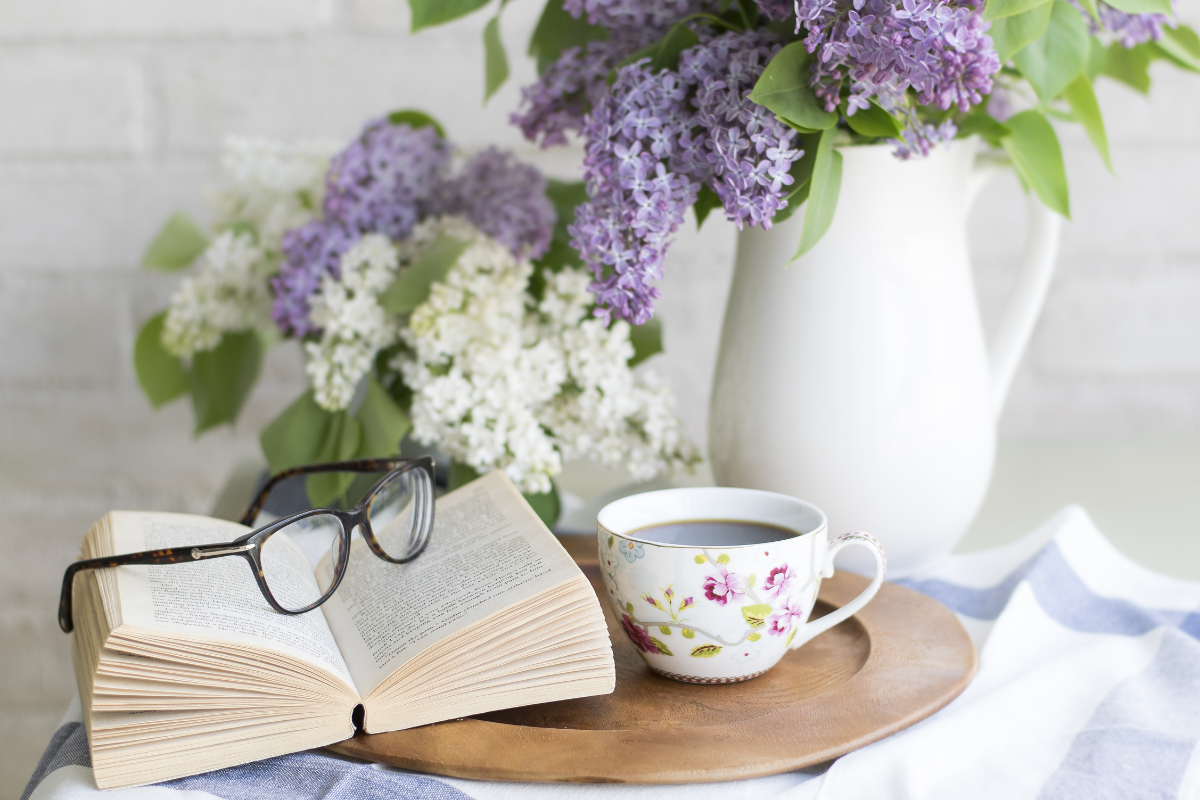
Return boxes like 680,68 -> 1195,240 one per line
23,505 -> 1200,800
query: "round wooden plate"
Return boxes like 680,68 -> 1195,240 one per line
328,535 -> 977,783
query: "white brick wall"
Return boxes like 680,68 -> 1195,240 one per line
0,1 -> 1196,794
0,50 -> 146,155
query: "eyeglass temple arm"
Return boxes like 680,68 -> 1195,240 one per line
238,456 -> 425,526
58,543 -> 246,633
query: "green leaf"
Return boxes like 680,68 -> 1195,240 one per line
1001,109 -> 1070,218
188,331 -> 261,435
842,100 -> 903,138
693,184 -> 722,228
1085,36 -> 1107,81
793,127 -> 842,260
617,22 -> 699,73
1062,74 -> 1111,172
748,632 -> 762,641
749,42 -> 838,131
658,625 -> 672,635
408,0 -> 491,31
142,213 -> 209,272
607,535 -> 614,548
775,114 -> 820,134
648,23 -> 700,72
650,638 -> 673,656
1012,1 -> 1090,103
449,460 -> 482,491
629,317 -> 663,366
1100,42 -> 1152,93
532,180 -> 588,289
690,644 -> 721,658
545,179 -> 588,233
1075,0 -> 1101,22
522,482 -> 562,530
1102,0 -> 1170,13
385,109 -> 447,138
626,601 -> 634,613
306,411 -> 363,507
956,112 -> 1013,146
483,15 -> 510,101
741,604 -> 772,628
983,0 -> 1051,21
260,391 -> 333,474
134,312 -> 188,408
785,629 -> 796,647
682,628 -> 696,639
694,555 -> 707,564
735,0 -> 761,27
1152,25 -> 1200,72
748,573 -> 757,588
716,553 -> 730,565
528,0 -> 608,73
356,377 -> 411,457
989,1 -> 1053,62
380,234 -> 469,314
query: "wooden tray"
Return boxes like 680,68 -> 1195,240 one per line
328,535 -> 977,783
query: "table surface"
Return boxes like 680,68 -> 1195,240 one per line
545,437 -> 1200,582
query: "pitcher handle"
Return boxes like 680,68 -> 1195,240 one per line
968,155 -> 1062,419
790,533 -> 886,650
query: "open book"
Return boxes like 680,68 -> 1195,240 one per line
70,470 -> 615,789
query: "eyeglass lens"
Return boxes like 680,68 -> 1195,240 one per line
259,512 -> 345,612
367,468 -> 425,561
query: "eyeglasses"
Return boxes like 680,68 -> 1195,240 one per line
58,456 -> 435,633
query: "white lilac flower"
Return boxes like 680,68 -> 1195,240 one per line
305,234 -> 402,411
208,136 -> 339,254
398,217 -> 696,494
161,230 -> 272,359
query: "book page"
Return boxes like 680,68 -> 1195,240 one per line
316,471 -> 582,697
109,512 -> 357,695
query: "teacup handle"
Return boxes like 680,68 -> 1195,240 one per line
789,532 -> 887,650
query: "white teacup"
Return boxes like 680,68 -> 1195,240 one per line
597,487 -> 886,683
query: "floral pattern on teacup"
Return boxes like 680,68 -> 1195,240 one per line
619,540 -> 645,562
702,566 -> 746,605
602,533 -> 820,668
730,642 -> 763,663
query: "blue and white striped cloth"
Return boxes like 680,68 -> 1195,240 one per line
23,506 -> 1200,800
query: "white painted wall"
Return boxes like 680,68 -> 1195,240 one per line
0,1 -> 1196,794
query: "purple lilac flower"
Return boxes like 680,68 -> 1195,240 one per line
1078,0 -> 1176,47
892,119 -> 959,160
272,222 -> 356,336
514,1 -> 718,147
677,30 -> 801,228
796,0 -> 999,155
323,119 -> 451,240
271,120 -> 450,336
571,62 -> 699,325
427,147 -> 557,259
564,0 -> 712,29
570,29 -> 802,324
513,41 -> 619,148
272,118 -> 556,337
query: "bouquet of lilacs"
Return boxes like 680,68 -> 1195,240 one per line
416,0 -> 1198,325
134,111 -> 696,520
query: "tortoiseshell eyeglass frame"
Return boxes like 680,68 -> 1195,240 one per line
58,455 -> 436,633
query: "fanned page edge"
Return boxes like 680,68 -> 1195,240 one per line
362,572 -> 616,732
321,470 -> 608,698
70,511 -> 360,790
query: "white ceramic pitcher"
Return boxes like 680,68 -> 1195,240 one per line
708,141 -> 1060,578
